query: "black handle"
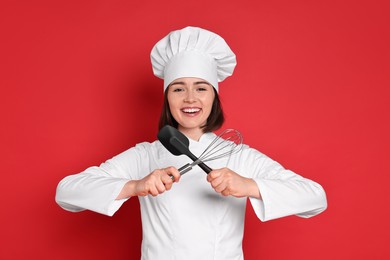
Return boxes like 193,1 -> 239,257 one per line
169,136 -> 212,174
198,162 -> 212,174
186,151 -> 212,174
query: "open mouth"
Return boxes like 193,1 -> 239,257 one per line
181,107 -> 201,115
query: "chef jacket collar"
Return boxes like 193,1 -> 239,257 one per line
187,132 -> 216,145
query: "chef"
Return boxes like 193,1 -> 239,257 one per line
56,26 -> 327,260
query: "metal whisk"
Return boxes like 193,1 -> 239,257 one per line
178,129 -> 243,175
157,125 -> 243,177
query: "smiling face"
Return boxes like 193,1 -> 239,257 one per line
167,77 -> 216,140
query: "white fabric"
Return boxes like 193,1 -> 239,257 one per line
56,133 -> 327,260
150,26 -> 237,91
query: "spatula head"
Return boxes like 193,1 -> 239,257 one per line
157,125 -> 212,174
157,125 -> 190,156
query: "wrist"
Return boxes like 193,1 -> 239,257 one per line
126,180 -> 138,197
116,180 -> 138,200
246,178 -> 261,199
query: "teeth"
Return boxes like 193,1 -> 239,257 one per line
182,108 -> 200,113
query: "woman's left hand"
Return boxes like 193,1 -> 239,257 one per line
207,168 -> 261,199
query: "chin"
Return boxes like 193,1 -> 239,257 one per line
179,122 -> 204,130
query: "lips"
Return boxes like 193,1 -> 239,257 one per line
182,107 -> 201,113
181,107 -> 201,116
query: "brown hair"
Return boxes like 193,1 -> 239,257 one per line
158,87 -> 224,133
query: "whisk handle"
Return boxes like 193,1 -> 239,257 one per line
178,162 -> 211,174
169,162 -> 212,180
178,163 -> 193,175
169,164 -> 192,180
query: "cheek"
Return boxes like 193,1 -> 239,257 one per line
167,98 -> 181,121
167,95 -> 177,110
204,97 -> 215,111
168,103 -> 177,118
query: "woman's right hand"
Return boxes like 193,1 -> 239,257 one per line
116,167 -> 180,199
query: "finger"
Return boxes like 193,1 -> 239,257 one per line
165,182 -> 173,191
221,188 -> 230,196
210,176 -> 223,189
161,173 -> 173,184
149,186 -> 159,196
207,170 -> 220,182
165,166 -> 181,182
156,182 -> 166,193
161,175 -> 173,190
210,170 -> 221,178
214,182 -> 227,193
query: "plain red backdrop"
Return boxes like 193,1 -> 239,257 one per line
1,0 -> 389,259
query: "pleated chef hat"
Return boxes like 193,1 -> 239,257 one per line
150,26 -> 236,92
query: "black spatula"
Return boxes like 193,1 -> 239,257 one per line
157,125 -> 212,174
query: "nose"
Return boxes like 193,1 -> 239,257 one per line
184,89 -> 196,103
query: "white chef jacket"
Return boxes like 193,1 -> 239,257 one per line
56,132 -> 327,260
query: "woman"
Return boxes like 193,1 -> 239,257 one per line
56,26 -> 327,260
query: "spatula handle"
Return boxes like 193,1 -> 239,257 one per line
197,162 -> 212,174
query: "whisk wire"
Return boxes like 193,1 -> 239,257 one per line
198,129 -> 243,163
174,128 -> 243,176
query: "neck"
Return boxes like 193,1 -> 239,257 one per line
178,126 -> 204,141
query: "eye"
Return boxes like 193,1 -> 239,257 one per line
196,85 -> 209,91
172,87 -> 184,92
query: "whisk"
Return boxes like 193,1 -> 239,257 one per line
157,125 -> 243,177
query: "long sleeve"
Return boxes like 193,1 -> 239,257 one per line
240,148 -> 327,221
55,143 -> 150,216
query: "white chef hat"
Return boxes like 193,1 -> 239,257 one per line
150,26 -> 236,92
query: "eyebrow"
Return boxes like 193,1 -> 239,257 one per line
169,81 -> 185,86
194,81 -> 212,86
169,81 -> 212,87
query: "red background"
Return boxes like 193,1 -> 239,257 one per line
1,0 -> 389,259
